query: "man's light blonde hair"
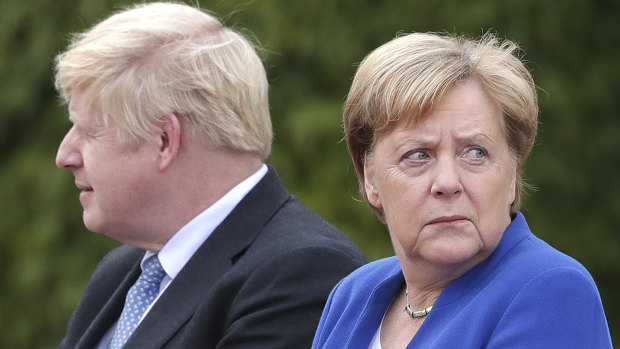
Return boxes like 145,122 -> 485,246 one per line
344,32 -> 538,216
55,2 -> 272,159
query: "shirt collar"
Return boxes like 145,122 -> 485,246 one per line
143,164 -> 268,279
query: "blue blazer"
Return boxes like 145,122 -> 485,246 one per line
58,167 -> 367,349
312,213 -> 612,348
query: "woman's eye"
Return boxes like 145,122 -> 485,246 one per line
465,147 -> 487,159
405,150 -> 430,161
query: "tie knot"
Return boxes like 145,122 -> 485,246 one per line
141,254 -> 166,284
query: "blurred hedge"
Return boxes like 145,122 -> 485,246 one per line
1,0 -> 618,347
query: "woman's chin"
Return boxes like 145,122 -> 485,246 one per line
419,242 -> 488,267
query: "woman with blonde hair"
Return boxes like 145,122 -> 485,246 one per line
312,32 -> 612,348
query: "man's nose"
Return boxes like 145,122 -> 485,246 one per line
56,127 -> 83,169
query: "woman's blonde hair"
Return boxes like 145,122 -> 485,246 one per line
55,2 -> 272,159
344,32 -> 538,215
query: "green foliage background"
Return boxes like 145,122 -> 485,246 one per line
1,0 -> 618,346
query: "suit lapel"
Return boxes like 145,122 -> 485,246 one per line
125,167 -> 291,348
76,253 -> 143,349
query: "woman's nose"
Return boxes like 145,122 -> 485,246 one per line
430,157 -> 463,199
56,127 -> 83,169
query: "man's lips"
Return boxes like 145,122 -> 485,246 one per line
75,182 -> 93,191
77,183 -> 93,203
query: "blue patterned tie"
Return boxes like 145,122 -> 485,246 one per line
108,254 -> 166,349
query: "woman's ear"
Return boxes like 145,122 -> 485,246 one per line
363,154 -> 382,209
157,113 -> 181,171
509,158 -> 518,207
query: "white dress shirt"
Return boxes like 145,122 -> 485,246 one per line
97,164 -> 267,348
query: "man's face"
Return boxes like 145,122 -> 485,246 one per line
56,89 -> 162,243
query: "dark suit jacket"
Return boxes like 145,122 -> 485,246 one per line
58,167 -> 367,348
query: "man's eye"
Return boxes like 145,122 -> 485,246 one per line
78,128 -> 95,140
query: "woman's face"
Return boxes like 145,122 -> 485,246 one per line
365,78 -> 516,273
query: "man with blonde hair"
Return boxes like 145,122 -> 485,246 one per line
55,3 -> 366,348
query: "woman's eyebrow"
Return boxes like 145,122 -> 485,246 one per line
454,131 -> 494,144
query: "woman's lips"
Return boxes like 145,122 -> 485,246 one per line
427,215 -> 469,226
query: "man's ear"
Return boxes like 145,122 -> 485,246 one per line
363,154 -> 382,209
157,113 -> 181,171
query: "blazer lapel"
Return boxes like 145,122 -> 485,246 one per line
124,167 -> 291,348
75,256 -> 143,349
